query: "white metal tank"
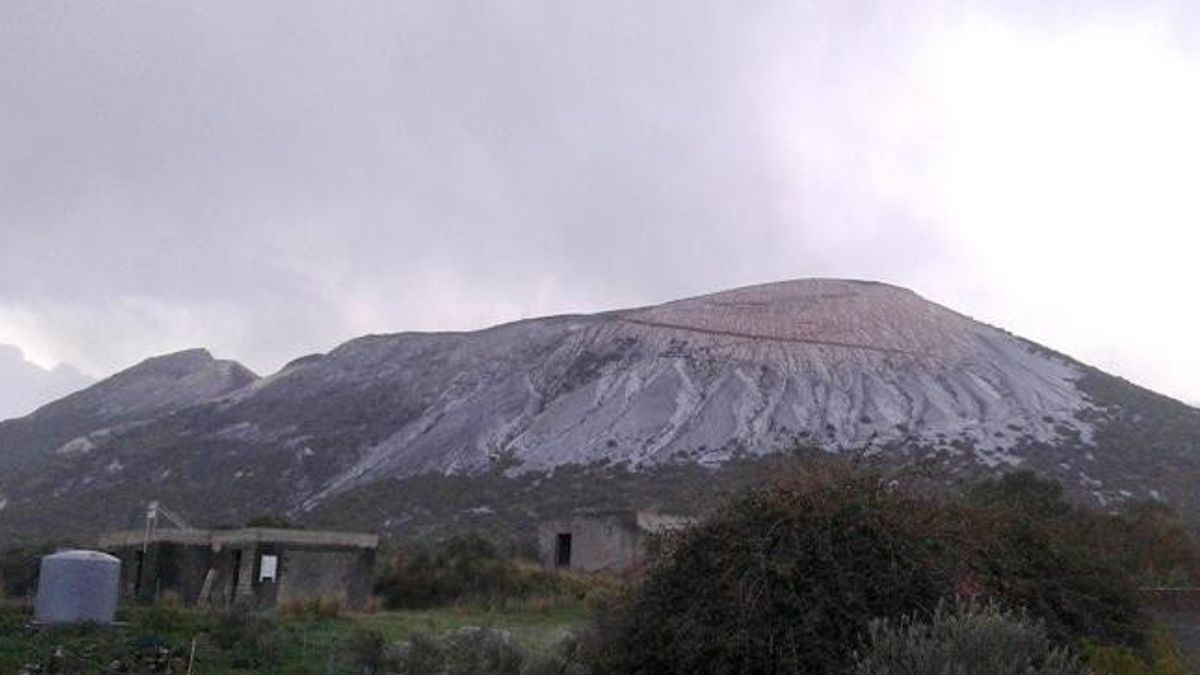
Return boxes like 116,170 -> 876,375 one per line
33,550 -> 121,624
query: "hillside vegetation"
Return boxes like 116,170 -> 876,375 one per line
4,462 -> 1200,673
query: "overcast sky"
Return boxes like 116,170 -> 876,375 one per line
1,0 -> 1198,414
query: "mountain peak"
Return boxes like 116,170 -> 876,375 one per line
625,278 -> 972,360
29,348 -> 257,423
121,348 -> 216,375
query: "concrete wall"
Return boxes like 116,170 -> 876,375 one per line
277,547 -> 375,609
105,539 -> 375,609
109,542 -> 215,604
538,514 -> 644,572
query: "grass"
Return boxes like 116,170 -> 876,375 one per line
0,599 -> 587,674
359,603 -> 588,651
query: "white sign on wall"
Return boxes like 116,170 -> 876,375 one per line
259,554 -> 278,582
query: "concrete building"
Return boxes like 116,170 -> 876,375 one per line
537,511 -> 693,572
99,527 -> 378,610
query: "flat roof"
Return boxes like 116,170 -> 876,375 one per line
98,527 -> 378,550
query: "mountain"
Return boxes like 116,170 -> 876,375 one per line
0,344 -> 94,421
1,279 -> 1198,546
0,348 -> 257,501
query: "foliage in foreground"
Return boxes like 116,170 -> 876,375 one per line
391,626 -> 586,675
0,600 -> 585,674
964,471 -> 1145,646
580,462 -> 1156,675
374,532 -> 616,611
852,602 -> 1088,675
582,463 -> 963,674
1084,625 -> 1198,675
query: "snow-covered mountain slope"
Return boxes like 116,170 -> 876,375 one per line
313,279 -> 1094,498
1,279 -> 1197,543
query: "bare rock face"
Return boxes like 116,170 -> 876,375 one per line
320,280 -> 1092,496
0,279 -> 1198,543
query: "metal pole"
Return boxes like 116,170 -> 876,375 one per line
186,636 -> 197,675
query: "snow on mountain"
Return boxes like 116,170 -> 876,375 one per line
1,279 -> 1197,543
315,279 -> 1095,499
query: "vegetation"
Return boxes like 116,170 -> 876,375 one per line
374,532 -> 622,611
1083,625 -> 1198,675
963,471 -> 1144,646
852,602 -> 1089,675
389,626 -> 584,675
0,544 -> 54,601
577,463 -> 1192,675
3,459 -> 1200,673
242,514 -> 305,529
0,601 -> 586,674
580,463 -> 964,674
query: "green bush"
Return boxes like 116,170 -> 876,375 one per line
964,472 -> 1144,646
345,628 -> 388,674
852,602 -> 1088,675
1084,625 -> 1197,675
375,533 -> 557,609
208,610 -> 284,669
391,627 -> 529,675
581,463 -> 1158,674
584,463 -> 963,675
522,633 -> 591,675
0,545 -> 51,600
1105,501 -> 1200,587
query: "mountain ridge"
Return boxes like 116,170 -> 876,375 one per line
0,279 -> 1197,545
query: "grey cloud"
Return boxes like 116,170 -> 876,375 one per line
0,343 -> 93,420
0,0 -> 1196,403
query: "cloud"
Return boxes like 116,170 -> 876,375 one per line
0,1 -> 1197,402
0,343 -> 93,420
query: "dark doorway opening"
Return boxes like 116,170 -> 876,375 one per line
555,533 -> 572,567
230,550 -> 242,604
133,550 -> 144,597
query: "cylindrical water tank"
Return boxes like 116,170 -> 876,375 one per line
33,550 -> 121,624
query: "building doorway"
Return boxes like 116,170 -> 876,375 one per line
555,533 -> 572,567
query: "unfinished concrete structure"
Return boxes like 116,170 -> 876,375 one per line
99,527 -> 378,610
537,511 -> 693,572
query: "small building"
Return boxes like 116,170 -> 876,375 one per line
537,511 -> 693,572
99,527 -> 378,610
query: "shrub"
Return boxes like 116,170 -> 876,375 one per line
582,463 -> 1158,674
375,533 -> 558,609
136,594 -> 190,633
208,610 -> 283,669
964,471 -> 1144,646
585,463 -> 964,675
0,545 -> 51,600
344,628 -> 388,674
852,602 -> 1088,675
1106,501 -> 1200,586
522,632 -> 591,675
392,632 -> 450,674
279,594 -> 345,619
1083,625 -> 1197,675
391,627 -> 529,675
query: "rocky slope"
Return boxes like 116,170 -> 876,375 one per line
1,280 -> 1197,544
